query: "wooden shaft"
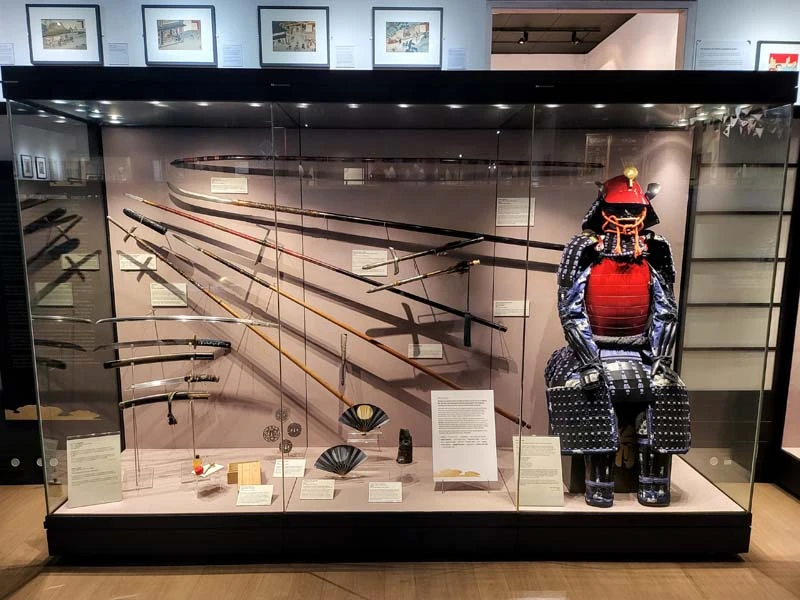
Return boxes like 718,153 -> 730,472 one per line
108,217 -> 353,409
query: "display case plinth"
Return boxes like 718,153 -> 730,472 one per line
777,449 -> 800,499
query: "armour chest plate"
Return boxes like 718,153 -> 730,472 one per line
585,259 -> 651,337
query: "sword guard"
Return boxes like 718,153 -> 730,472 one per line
389,247 -> 400,275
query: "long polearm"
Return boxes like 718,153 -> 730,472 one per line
368,260 -> 480,294
107,216 -> 355,409
167,180 -> 564,252
154,228 -> 531,429
124,194 -> 507,334
361,237 -> 484,271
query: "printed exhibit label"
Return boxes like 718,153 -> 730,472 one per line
150,282 -> 188,307
431,389 -> 498,482
61,253 -> 100,271
368,482 -> 403,503
211,177 -> 248,194
407,343 -> 443,359
273,458 -> 306,478
300,479 -> 335,500
493,300 -> 530,317
496,197 -> 535,227
119,253 -> 157,271
513,436 -> 564,507
351,249 -> 388,277
34,282 -> 74,307
236,484 -> 274,506
66,432 -> 122,508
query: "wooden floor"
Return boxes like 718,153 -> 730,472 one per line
1,485 -> 799,599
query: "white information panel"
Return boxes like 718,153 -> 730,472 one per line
493,300 -> 530,317
431,390 -> 498,482
150,283 -> 188,307
513,436 -> 564,507
236,484 -> 274,506
351,249 -> 388,277
119,253 -> 157,271
34,282 -> 74,307
368,482 -> 403,503
695,39 -> 753,70
301,479 -> 335,500
407,343 -> 443,359
496,197 -> 535,227
211,177 -> 248,194
66,433 -> 122,508
61,253 -> 100,271
273,458 -> 306,478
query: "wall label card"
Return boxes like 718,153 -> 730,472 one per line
446,47 -> 467,70
368,482 -> 403,503
493,300 -> 530,318
496,197 -> 535,227
695,39 -> 752,70
119,253 -> 157,271
334,45 -> 356,69
61,253 -> 100,271
34,282 -> 74,307
351,249 -> 388,277
107,42 -> 129,66
300,479 -> 335,500
0,43 -> 15,65
66,433 -> 122,508
150,282 -> 188,308
236,484 -> 274,506
273,458 -> 306,478
222,43 -> 243,68
431,389 -> 498,482
407,343 -> 443,359
513,436 -> 564,507
210,177 -> 248,194
343,167 -> 365,185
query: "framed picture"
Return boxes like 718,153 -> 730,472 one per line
20,155 -> 34,179
755,41 -> 800,72
372,7 -> 442,69
142,5 -> 217,66
35,156 -> 48,180
25,4 -> 103,65
258,6 -> 330,68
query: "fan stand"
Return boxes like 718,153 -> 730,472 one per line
345,430 -> 383,451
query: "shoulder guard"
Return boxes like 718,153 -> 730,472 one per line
558,232 -> 599,289
646,233 -> 676,286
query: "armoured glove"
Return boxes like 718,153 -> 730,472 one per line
579,362 -> 604,391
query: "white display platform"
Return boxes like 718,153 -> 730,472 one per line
785,447 -> 800,461
54,446 -> 743,515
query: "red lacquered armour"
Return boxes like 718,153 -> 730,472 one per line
585,258 -> 651,337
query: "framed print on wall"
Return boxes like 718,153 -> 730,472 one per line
35,156 -> 48,180
25,4 -> 103,65
142,5 -> 217,66
259,6 -> 330,68
20,155 -> 34,179
372,7 -> 442,69
755,41 -> 800,72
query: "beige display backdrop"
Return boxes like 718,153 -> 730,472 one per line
102,122 -> 691,455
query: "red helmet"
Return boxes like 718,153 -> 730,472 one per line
582,167 -> 660,231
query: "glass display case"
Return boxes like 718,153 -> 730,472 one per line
3,67 -> 797,559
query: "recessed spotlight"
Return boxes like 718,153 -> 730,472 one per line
37,109 -> 45,113
545,104 -> 560,108
303,123 -> 309,128
99,100 -> 112,105
690,104 -> 702,109
518,31 -> 528,45
38,113 -> 49,118
493,104 -> 510,110
348,103 -> 359,109
593,104 -> 606,109
196,102 -> 210,107
89,112 -> 102,118
297,103 -> 310,108
248,103 -> 263,108
447,104 -> 463,109
54,119 -> 67,124
496,130 -> 500,135
75,108 -> 86,113
53,100 -> 68,105
149,101 -> 162,106
458,154 -> 463,158
641,103 -> 655,108
397,103 -> 411,108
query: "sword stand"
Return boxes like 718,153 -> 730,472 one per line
346,430 -> 383,451
122,350 -> 154,491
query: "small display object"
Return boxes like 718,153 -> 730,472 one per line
258,6 -> 330,68
545,167 -> 690,507
372,7 -> 443,69
141,5 -> 217,66
25,4 -> 103,65
19,154 -> 33,178
34,156 -> 47,180
314,445 -> 367,477
396,428 -> 412,464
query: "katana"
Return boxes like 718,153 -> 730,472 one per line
107,216 -> 356,409
34,339 -> 87,352
167,181 -> 563,252
32,315 -> 92,324
103,352 -> 216,370
23,208 -> 68,235
94,338 -> 231,352
96,315 -> 276,328
162,229 -> 531,428
362,237 -> 484,271
124,195 -> 507,334
368,260 -> 480,294
131,374 -> 219,390
36,356 -> 67,370
119,391 -> 211,425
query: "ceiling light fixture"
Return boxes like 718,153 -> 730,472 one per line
348,103 -> 359,109
248,103 -> 262,108
641,103 -> 655,108
53,100 -> 68,104
196,102 -> 210,107
397,103 -> 410,108
447,104 -> 463,109
493,104 -> 510,110
545,104 -> 560,108
571,31 -> 580,45
593,104 -> 606,109
297,103 -> 310,108
518,31 -> 528,45
99,100 -> 112,105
